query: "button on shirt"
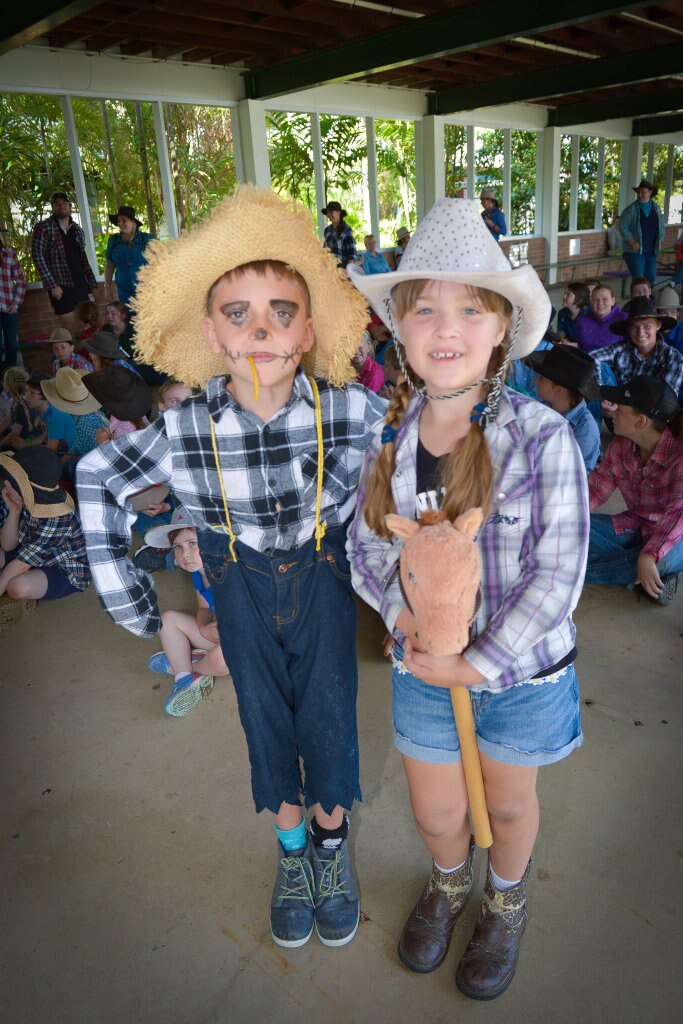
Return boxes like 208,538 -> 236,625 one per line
347,389 -> 590,692
76,371 -> 386,637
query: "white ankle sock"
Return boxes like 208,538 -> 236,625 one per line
489,866 -> 521,891
434,855 -> 467,874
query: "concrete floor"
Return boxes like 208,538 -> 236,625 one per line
2,552 -> 682,1024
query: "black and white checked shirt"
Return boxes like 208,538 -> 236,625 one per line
77,371 -> 386,637
592,336 -> 683,394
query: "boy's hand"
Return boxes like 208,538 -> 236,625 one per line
636,552 -> 662,599
601,399 -> 618,415
2,481 -> 23,514
200,621 -> 220,646
96,427 -> 112,445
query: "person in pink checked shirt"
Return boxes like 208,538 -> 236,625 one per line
586,374 -> 683,606
351,332 -> 385,393
0,227 -> 27,368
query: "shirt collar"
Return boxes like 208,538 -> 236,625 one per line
564,400 -> 587,424
206,367 -> 315,421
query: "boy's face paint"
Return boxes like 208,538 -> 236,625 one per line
398,281 -> 506,397
171,528 -> 203,572
203,268 -> 314,400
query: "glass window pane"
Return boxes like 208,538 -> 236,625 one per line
511,130 -> 536,236
577,136 -> 598,230
558,134 -> 572,231
266,110 -> 316,213
669,145 -> 683,224
165,103 -> 236,230
603,139 -> 622,227
375,118 -> 416,249
444,124 -> 468,198
475,126 -> 504,203
0,93 -> 72,282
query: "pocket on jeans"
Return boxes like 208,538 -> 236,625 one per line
202,553 -> 230,585
321,542 -> 352,581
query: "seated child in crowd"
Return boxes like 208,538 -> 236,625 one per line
82,364 -> 151,442
359,234 -> 391,276
6,371 -> 74,453
0,367 -> 29,449
77,186 -> 386,951
102,300 -> 135,358
132,379 -> 194,573
0,447 -> 90,601
83,330 -> 142,377
586,375 -> 682,606
49,327 -> 93,374
575,284 -> 626,353
556,282 -> 590,344
592,297 -> 683,395
73,299 -> 100,344
527,344 -> 601,472
622,276 -> 652,316
40,367 -> 108,480
144,509 -> 230,717
352,331 -> 385,393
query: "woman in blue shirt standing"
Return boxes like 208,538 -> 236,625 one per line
619,180 -> 665,286
104,205 -> 155,311
480,187 -> 507,242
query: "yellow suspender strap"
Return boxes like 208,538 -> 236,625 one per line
207,377 -> 327,561
307,376 -> 327,552
208,413 -> 238,563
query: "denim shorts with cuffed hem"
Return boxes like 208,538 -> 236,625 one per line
391,648 -> 582,768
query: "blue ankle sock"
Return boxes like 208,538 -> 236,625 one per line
275,819 -> 307,853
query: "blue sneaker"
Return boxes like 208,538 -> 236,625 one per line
270,842 -> 315,948
163,673 -> 213,717
312,837 -> 360,946
148,650 -> 206,675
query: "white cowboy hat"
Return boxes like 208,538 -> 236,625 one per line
348,198 -> 550,359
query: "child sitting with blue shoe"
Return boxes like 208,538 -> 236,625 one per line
144,508 -> 229,717
76,187 -> 386,951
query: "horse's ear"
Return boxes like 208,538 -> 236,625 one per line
385,514 -> 421,540
453,507 -> 483,539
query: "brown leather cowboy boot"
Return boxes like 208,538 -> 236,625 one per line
398,837 -> 475,973
455,859 -> 532,1000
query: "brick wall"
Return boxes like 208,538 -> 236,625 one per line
17,283 -> 108,373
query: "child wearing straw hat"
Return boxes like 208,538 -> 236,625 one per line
76,186 -> 386,950
0,447 -> 90,600
347,199 -> 589,1000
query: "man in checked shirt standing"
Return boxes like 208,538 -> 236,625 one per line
76,187 -> 386,951
31,192 -> 97,334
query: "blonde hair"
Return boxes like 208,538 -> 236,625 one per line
3,366 -> 29,400
363,282 -> 512,539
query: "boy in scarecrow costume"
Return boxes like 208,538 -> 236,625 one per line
76,187 -> 386,949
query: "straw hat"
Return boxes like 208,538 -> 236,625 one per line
132,186 -> 368,388
396,226 -> 410,242
0,448 -> 74,518
83,365 -> 151,421
41,366 -> 101,416
348,198 -> 551,359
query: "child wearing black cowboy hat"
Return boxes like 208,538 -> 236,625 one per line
526,344 -> 601,472
82,364 -> 151,442
0,447 -> 90,601
586,375 -> 682,606
591,296 -> 683,396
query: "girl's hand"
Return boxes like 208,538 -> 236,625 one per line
636,552 -> 662,599
402,641 -> 486,689
601,399 -> 618,415
2,481 -> 23,514
95,427 -> 112,445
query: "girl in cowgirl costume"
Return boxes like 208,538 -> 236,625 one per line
347,199 -> 589,1000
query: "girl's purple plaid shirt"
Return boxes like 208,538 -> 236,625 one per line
346,388 -> 590,693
